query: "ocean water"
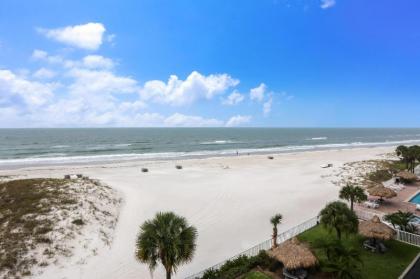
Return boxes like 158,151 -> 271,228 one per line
1,128 -> 420,167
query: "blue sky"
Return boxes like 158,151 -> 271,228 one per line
0,0 -> 420,127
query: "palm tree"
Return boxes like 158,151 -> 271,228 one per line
319,201 -> 358,240
270,213 -> 283,248
339,184 -> 367,211
317,239 -> 362,279
384,211 -> 416,233
136,212 -> 198,279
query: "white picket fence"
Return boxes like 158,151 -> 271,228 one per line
184,216 -> 318,279
185,208 -> 420,279
396,230 -> 420,247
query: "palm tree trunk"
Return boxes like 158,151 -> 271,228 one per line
272,227 -> 278,248
166,270 -> 171,279
350,197 -> 354,212
336,227 -> 341,240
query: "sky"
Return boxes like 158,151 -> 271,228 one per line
0,0 -> 420,128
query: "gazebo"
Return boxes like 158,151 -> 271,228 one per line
269,237 -> 317,279
396,171 -> 418,184
359,215 -> 395,253
367,185 -> 397,202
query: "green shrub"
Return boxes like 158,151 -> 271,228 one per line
367,169 -> 392,183
201,251 -> 274,279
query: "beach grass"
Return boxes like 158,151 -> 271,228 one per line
0,179 -> 77,276
298,225 -> 420,279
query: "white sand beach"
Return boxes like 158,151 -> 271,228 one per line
0,146 -> 393,279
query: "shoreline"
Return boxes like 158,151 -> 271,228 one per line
0,140 -> 414,171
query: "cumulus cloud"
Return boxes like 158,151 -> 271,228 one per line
38,23 -> 106,50
320,0 -> 336,9
164,113 -> 223,127
225,115 -> 251,127
0,69 -> 57,107
222,90 -> 244,105
249,83 -> 266,102
33,68 -> 56,79
67,68 -> 138,96
263,97 -> 273,116
82,55 -> 114,69
140,71 -> 239,106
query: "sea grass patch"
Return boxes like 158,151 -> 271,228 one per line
0,178 -> 121,278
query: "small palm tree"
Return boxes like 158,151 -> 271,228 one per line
270,213 -> 283,248
319,201 -> 358,240
136,212 -> 198,279
384,211 -> 416,233
317,239 -> 362,279
339,184 -> 367,211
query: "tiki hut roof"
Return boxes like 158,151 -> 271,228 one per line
396,171 -> 418,181
268,237 -> 317,270
367,185 -> 397,199
359,215 -> 395,240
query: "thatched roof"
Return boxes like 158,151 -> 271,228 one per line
268,237 -> 317,269
367,185 -> 397,199
396,171 -> 418,181
359,215 -> 395,240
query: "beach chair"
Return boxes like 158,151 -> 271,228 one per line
416,204 -> 420,211
363,239 -> 377,252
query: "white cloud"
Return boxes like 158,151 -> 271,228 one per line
67,68 -> 138,96
0,69 -> 56,107
32,49 -> 48,60
225,115 -> 251,127
263,97 -> 273,116
249,83 -> 266,102
33,68 -> 56,79
38,23 -> 106,50
82,55 -> 114,69
140,71 -> 239,106
222,90 -> 244,105
320,0 -> 336,9
32,49 -> 64,64
164,113 -> 223,127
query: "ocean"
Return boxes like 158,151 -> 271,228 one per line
1,128 -> 420,167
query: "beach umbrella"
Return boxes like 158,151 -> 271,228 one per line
268,237 -> 317,270
359,215 -> 395,240
367,185 -> 397,200
396,171 -> 418,183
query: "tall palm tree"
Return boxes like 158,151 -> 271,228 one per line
384,211 -> 416,233
136,212 -> 198,279
339,184 -> 367,211
319,201 -> 358,240
270,213 -> 283,248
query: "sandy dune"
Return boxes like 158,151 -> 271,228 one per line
0,146 -> 392,279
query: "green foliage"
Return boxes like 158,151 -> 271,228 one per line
395,145 -> 420,173
319,201 -> 358,240
243,271 -> 272,279
299,225 -> 420,279
339,184 -> 367,211
384,211 -> 417,233
367,169 -> 392,183
314,238 -> 362,279
136,212 -> 198,279
201,251 -> 276,279
270,214 -> 282,227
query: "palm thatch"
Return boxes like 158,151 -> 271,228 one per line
268,237 -> 317,269
396,171 -> 418,181
359,215 -> 395,240
367,185 -> 397,199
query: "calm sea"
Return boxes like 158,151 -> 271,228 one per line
1,128 -> 420,167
